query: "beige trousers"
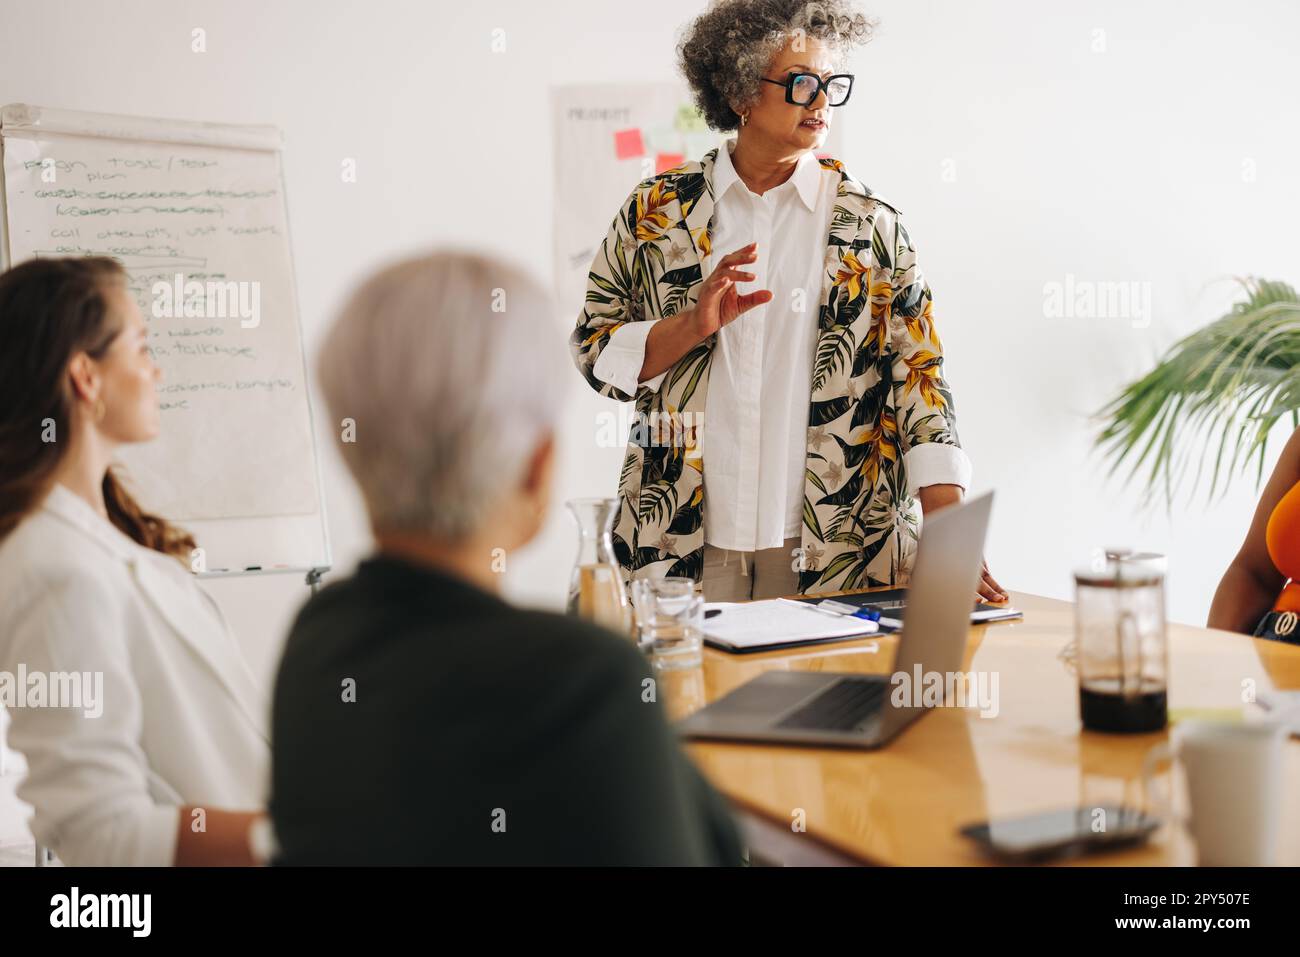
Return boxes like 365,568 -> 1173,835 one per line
700,536 -> 802,602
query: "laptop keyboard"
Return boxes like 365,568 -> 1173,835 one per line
774,677 -> 887,732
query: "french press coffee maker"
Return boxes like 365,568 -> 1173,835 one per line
1073,554 -> 1169,733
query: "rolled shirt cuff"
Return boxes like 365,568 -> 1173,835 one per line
591,318 -> 668,397
42,803 -> 181,867
904,443 -> 972,496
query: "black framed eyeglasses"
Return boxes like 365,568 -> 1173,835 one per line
761,71 -> 855,107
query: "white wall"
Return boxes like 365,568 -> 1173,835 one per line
1,0 -> 1297,697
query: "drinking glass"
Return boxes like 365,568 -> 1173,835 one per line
630,576 -> 703,670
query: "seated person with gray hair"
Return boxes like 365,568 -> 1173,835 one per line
268,250 -> 741,865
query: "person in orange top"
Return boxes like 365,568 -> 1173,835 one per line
1209,427 -> 1300,641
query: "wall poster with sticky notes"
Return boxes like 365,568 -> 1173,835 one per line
551,83 -> 720,314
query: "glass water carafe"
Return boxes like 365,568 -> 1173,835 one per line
565,497 -> 631,636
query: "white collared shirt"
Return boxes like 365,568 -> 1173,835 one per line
593,139 -> 970,552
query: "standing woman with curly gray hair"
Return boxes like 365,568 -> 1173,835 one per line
572,0 -> 1004,602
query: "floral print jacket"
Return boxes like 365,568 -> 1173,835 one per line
569,146 -> 963,594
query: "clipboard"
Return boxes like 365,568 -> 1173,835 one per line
701,598 -> 882,654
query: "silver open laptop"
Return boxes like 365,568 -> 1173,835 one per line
678,491 -> 994,749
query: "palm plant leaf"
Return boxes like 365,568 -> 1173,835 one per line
1095,278 -> 1300,506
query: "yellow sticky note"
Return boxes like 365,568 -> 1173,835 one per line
1168,707 -> 1245,724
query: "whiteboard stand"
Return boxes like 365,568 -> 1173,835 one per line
306,567 -> 325,596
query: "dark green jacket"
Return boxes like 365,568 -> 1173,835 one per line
270,553 -> 742,866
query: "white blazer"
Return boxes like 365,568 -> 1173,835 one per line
0,483 -> 269,865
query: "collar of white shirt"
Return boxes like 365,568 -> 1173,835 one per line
711,136 -> 823,212
41,481 -> 139,563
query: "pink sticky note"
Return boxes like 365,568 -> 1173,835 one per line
655,152 -> 685,174
614,127 -> 645,159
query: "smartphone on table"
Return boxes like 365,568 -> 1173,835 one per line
959,806 -> 1160,862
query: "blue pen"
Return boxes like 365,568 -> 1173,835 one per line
815,599 -> 879,621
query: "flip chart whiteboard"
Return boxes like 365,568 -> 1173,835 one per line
0,104 -> 329,574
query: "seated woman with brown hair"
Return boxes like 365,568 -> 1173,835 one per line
0,256 -> 270,866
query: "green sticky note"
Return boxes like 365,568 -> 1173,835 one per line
674,103 -> 708,134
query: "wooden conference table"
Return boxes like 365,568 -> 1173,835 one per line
658,589 -> 1300,866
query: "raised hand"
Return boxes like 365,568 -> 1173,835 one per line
688,241 -> 773,338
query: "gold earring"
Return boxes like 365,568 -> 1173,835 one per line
740,112 -> 749,127
94,398 -> 106,422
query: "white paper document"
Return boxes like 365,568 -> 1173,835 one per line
701,598 -> 878,651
